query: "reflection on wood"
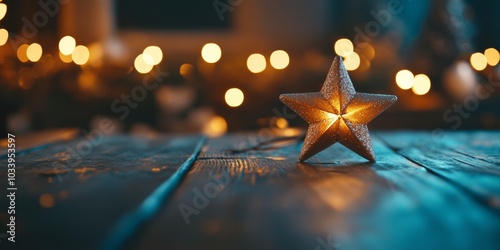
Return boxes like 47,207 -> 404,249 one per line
0,131 -> 499,250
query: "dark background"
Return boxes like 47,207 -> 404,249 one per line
0,0 -> 499,137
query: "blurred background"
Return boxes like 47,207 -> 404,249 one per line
0,0 -> 499,138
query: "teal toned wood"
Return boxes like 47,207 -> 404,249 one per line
377,131 -> 500,209
134,132 -> 500,250
0,131 -> 499,250
0,135 -> 205,250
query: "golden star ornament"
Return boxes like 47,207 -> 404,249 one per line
280,56 -> 397,162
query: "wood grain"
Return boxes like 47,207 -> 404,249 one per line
1,131 -> 499,250
377,131 -> 500,209
133,132 -> 500,250
0,135 -> 205,250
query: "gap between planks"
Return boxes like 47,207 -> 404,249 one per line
99,136 -> 207,250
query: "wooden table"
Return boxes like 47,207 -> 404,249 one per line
1,130 -> 500,250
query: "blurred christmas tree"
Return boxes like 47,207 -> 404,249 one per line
410,0 -> 475,91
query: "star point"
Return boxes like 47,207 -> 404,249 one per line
280,56 -> 397,162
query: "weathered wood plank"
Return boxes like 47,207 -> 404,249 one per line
2,131 -> 499,249
426,131 -> 500,165
0,128 -> 78,158
133,132 -> 500,250
0,135 -> 205,250
376,131 -> 500,209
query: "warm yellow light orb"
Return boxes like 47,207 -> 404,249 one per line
201,43 -> 221,63
470,52 -> 487,71
203,116 -> 228,137
225,88 -> 244,107
357,42 -> 375,60
72,45 -> 90,65
270,50 -> 290,70
0,28 -> 8,46
143,46 -> 163,65
395,69 -> 414,90
0,3 -> 7,21
412,74 -> 431,95
344,52 -> 360,71
59,36 -> 76,55
180,63 -> 194,77
59,51 -> 72,63
484,48 -> 499,66
247,53 -> 266,73
334,38 -> 354,57
134,54 -> 154,74
27,43 -> 43,62
17,44 -> 30,63
275,118 -> 289,129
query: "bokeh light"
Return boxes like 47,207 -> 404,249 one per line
225,88 -> 244,107
39,194 -> 55,208
203,116 -> 228,137
17,44 -> 30,63
78,71 -> 98,92
247,53 -> 266,73
470,52 -> 487,71
72,45 -> 90,65
275,118 -> 289,129
180,63 -> 194,78
270,50 -> 290,70
0,28 -> 8,46
201,43 -> 221,63
59,51 -> 73,63
395,69 -> 414,90
143,46 -> 163,65
134,54 -> 154,74
0,3 -> 6,20
343,52 -> 360,71
59,36 -> 76,55
484,48 -> 499,66
88,42 -> 103,67
334,38 -> 354,57
412,74 -> 431,95
357,42 -> 375,60
26,43 -> 43,62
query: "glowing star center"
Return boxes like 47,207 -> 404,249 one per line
326,113 -> 339,120
325,112 -> 350,122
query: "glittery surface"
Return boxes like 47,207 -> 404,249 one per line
280,56 -> 397,162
